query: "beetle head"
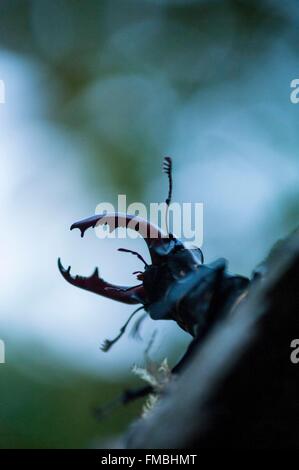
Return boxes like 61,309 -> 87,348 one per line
58,211 -> 203,309
58,157 -> 204,348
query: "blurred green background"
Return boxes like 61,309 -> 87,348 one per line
1,0 -> 299,448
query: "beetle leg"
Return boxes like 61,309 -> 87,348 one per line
94,385 -> 153,420
172,338 -> 199,374
100,306 -> 144,352
95,340 -> 200,419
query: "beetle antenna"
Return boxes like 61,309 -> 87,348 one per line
163,156 -> 173,236
118,248 -> 148,266
101,306 -> 144,352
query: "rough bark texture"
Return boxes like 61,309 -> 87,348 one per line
123,229 -> 299,449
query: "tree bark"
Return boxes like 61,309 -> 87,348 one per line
124,229 -> 299,449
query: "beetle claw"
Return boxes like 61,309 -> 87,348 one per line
69,212 -> 172,263
100,339 -> 112,352
58,258 -> 145,305
59,211 -> 181,305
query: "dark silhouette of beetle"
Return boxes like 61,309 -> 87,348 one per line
58,157 -> 249,406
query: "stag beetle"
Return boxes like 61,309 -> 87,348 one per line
58,157 -> 249,406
